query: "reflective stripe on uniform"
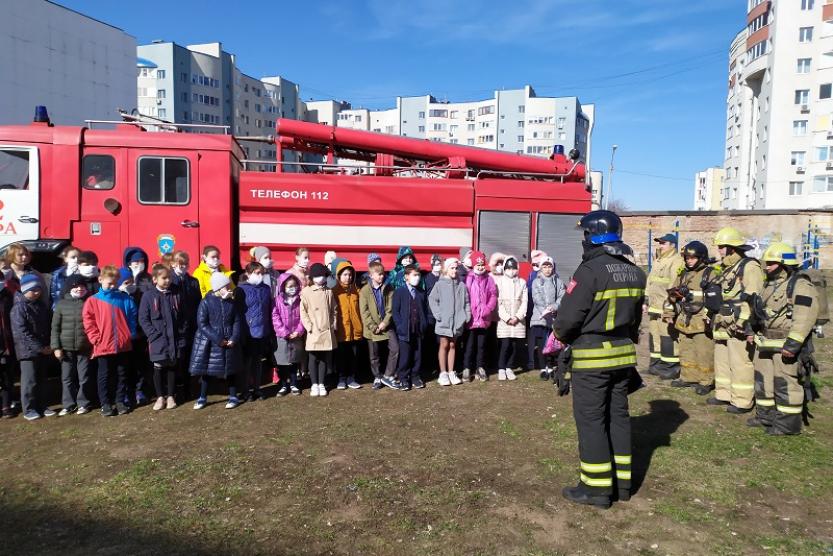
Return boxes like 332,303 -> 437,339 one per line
573,355 -> 638,370
594,288 -> 645,331
614,455 -> 632,465
715,376 -> 731,385
756,398 -> 776,407
580,473 -> 613,488
572,342 -> 638,371
616,470 -> 632,480
647,307 -> 663,315
733,382 -> 754,390
777,404 -> 803,415
713,330 -> 731,340
580,461 -> 612,473
788,331 -> 806,343
755,337 -> 784,349
660,356 -> 680,363
573,342 -> 636,359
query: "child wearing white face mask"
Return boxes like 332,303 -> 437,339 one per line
249,246 -> 280,298
51,275 -> 94,415
117,259 -> 151,407
287,247 -> 311,288
193,245 -> 233,298
300,263 -> 338,397
50,246 -> 80,310
238,262 -> 274,401
77,250 -> 101,295
428,258 -> 471,386
496,256 -> 528,381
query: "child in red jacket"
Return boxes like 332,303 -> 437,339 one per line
82,265 -> 137,417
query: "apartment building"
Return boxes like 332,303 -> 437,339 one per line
694,167 -> 725,210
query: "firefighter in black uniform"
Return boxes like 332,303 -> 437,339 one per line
553,210 -> 647,509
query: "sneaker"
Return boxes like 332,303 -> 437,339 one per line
539,369 -> 550,381
135,391 -> 148,406
101,404 -> 117,417
381,376 -> 399,390
462,368 -> 471,382
2,407 -> 14,419
193,398 -> 207,410
337,379 -> 347,390
290,385 -> 301,395
449,371 -> 462,385
505,369 -> 517,381
498,369 -> 507,381
225,396 -> 240,409
42,408 -> 57,417
310,384 -> 320,397
23,410 -> 42,421
166,396 -> 177,410
116,403 -> 130,415
477,367 -> 488,381
76,406 -> 91,415
413,377 -> 425,389
319,385 -> 328,397
400,382 -> 412,391
372,378 -> 383,390
153,397 -> 166,411
347,379 -> 362,389
58,406 -> 76,417
438,372 -> 451,386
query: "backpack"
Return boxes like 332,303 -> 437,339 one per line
787,270 -> 829,326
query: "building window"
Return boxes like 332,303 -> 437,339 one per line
801,0 -> 814,9
467,124 -> 475,131
466,109 -> 475,120
450,110 -> 459,118
800,27 -> 814,42
418,125 -> 425,132
789,181 -> 804,195
795,89 -> 810,105
180,72 -> 188,83
518,105 -> 525,113
797,58 -> 812,73
418,111 -> 425,119
813,175 -> 833,192
791,151 -> 806,166
557,117 -> 566,129
517,135 -> 524,142
449,124 -> 458,133
158,108 -> 166,119
558,132 -> 567,140
138,157 -> 190,205
517,120 -> 524,128
467,139 -> 475,145
816,146 -> 833,161
429,109 -> 448,118
821,83 -> 832,99
477,105 -> 495,116
157,89 -> 166,99
747,40 -> 768,61
432,123 -> 446,131
747,12 -> 768,34
793,120 -> 808,135
156,69 -> 165,79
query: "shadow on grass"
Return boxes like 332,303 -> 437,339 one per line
0,493 -> 291,556
631,399 -> 689,494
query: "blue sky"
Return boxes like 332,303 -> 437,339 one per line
62,0 -> 744,210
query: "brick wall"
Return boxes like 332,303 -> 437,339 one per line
619,210 -> 833,268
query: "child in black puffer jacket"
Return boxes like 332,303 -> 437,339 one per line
51,274 -> 93,415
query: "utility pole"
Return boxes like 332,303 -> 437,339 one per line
607,144 -> 618,210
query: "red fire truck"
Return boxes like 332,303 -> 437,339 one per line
0,107 -> 590,277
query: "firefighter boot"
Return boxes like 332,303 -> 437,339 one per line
562,485 -> 611,509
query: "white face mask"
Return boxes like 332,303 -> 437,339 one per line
505,269 -> 518,279
220,290 -> 234,300
408,275 -> 420,287
473,268 -> 486,276
79,265 -> 98,278
66,256 -> 79,274
494,265 -> 504,275
313,276 -> 326,285
260,257 -> 273,269
296,256 -> 309,269
400,257 -> 413,267
205,256 -> 220,269
285,286 -> 298,297
70,288 -> 86,299
172,266 -> 186,276
120,283 -> 137,295
247,273 -> 264,286
130,262 -> 145,276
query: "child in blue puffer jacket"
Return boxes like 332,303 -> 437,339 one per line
238,262 -> 274,401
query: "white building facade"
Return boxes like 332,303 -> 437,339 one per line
723,0 -> 833,209
0,0 -> 136,125
695,167 -> 725,210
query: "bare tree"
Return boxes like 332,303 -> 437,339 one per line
606,198 -> 630,213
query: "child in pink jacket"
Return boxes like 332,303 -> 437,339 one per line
272,273 -> 305,395
463,251 -> 497,382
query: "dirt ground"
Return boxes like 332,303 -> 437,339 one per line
1,325 -> 832,556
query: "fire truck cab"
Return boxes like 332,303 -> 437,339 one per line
0,107 -> 591,278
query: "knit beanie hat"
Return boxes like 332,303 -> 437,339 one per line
531,250 -> 547,266
309,263 -> 329,279
540,256 -> 554,267
250,246 -> 270,261
443,257 -> 460,271
19,274 -> 42,293
117,268 -> 133,287
128,250 -> 145,264
61,274 -> 88,296
367,252 -> 381,266
210,272 -> 231,292
471,251 -> 486,266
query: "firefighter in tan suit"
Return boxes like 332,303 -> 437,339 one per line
664,241 -> 715,396
748,242 -> 818,435
646,233 -> 684,379
708,227 -> 763,414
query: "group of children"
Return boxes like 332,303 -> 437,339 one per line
0,242 -> 566,419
